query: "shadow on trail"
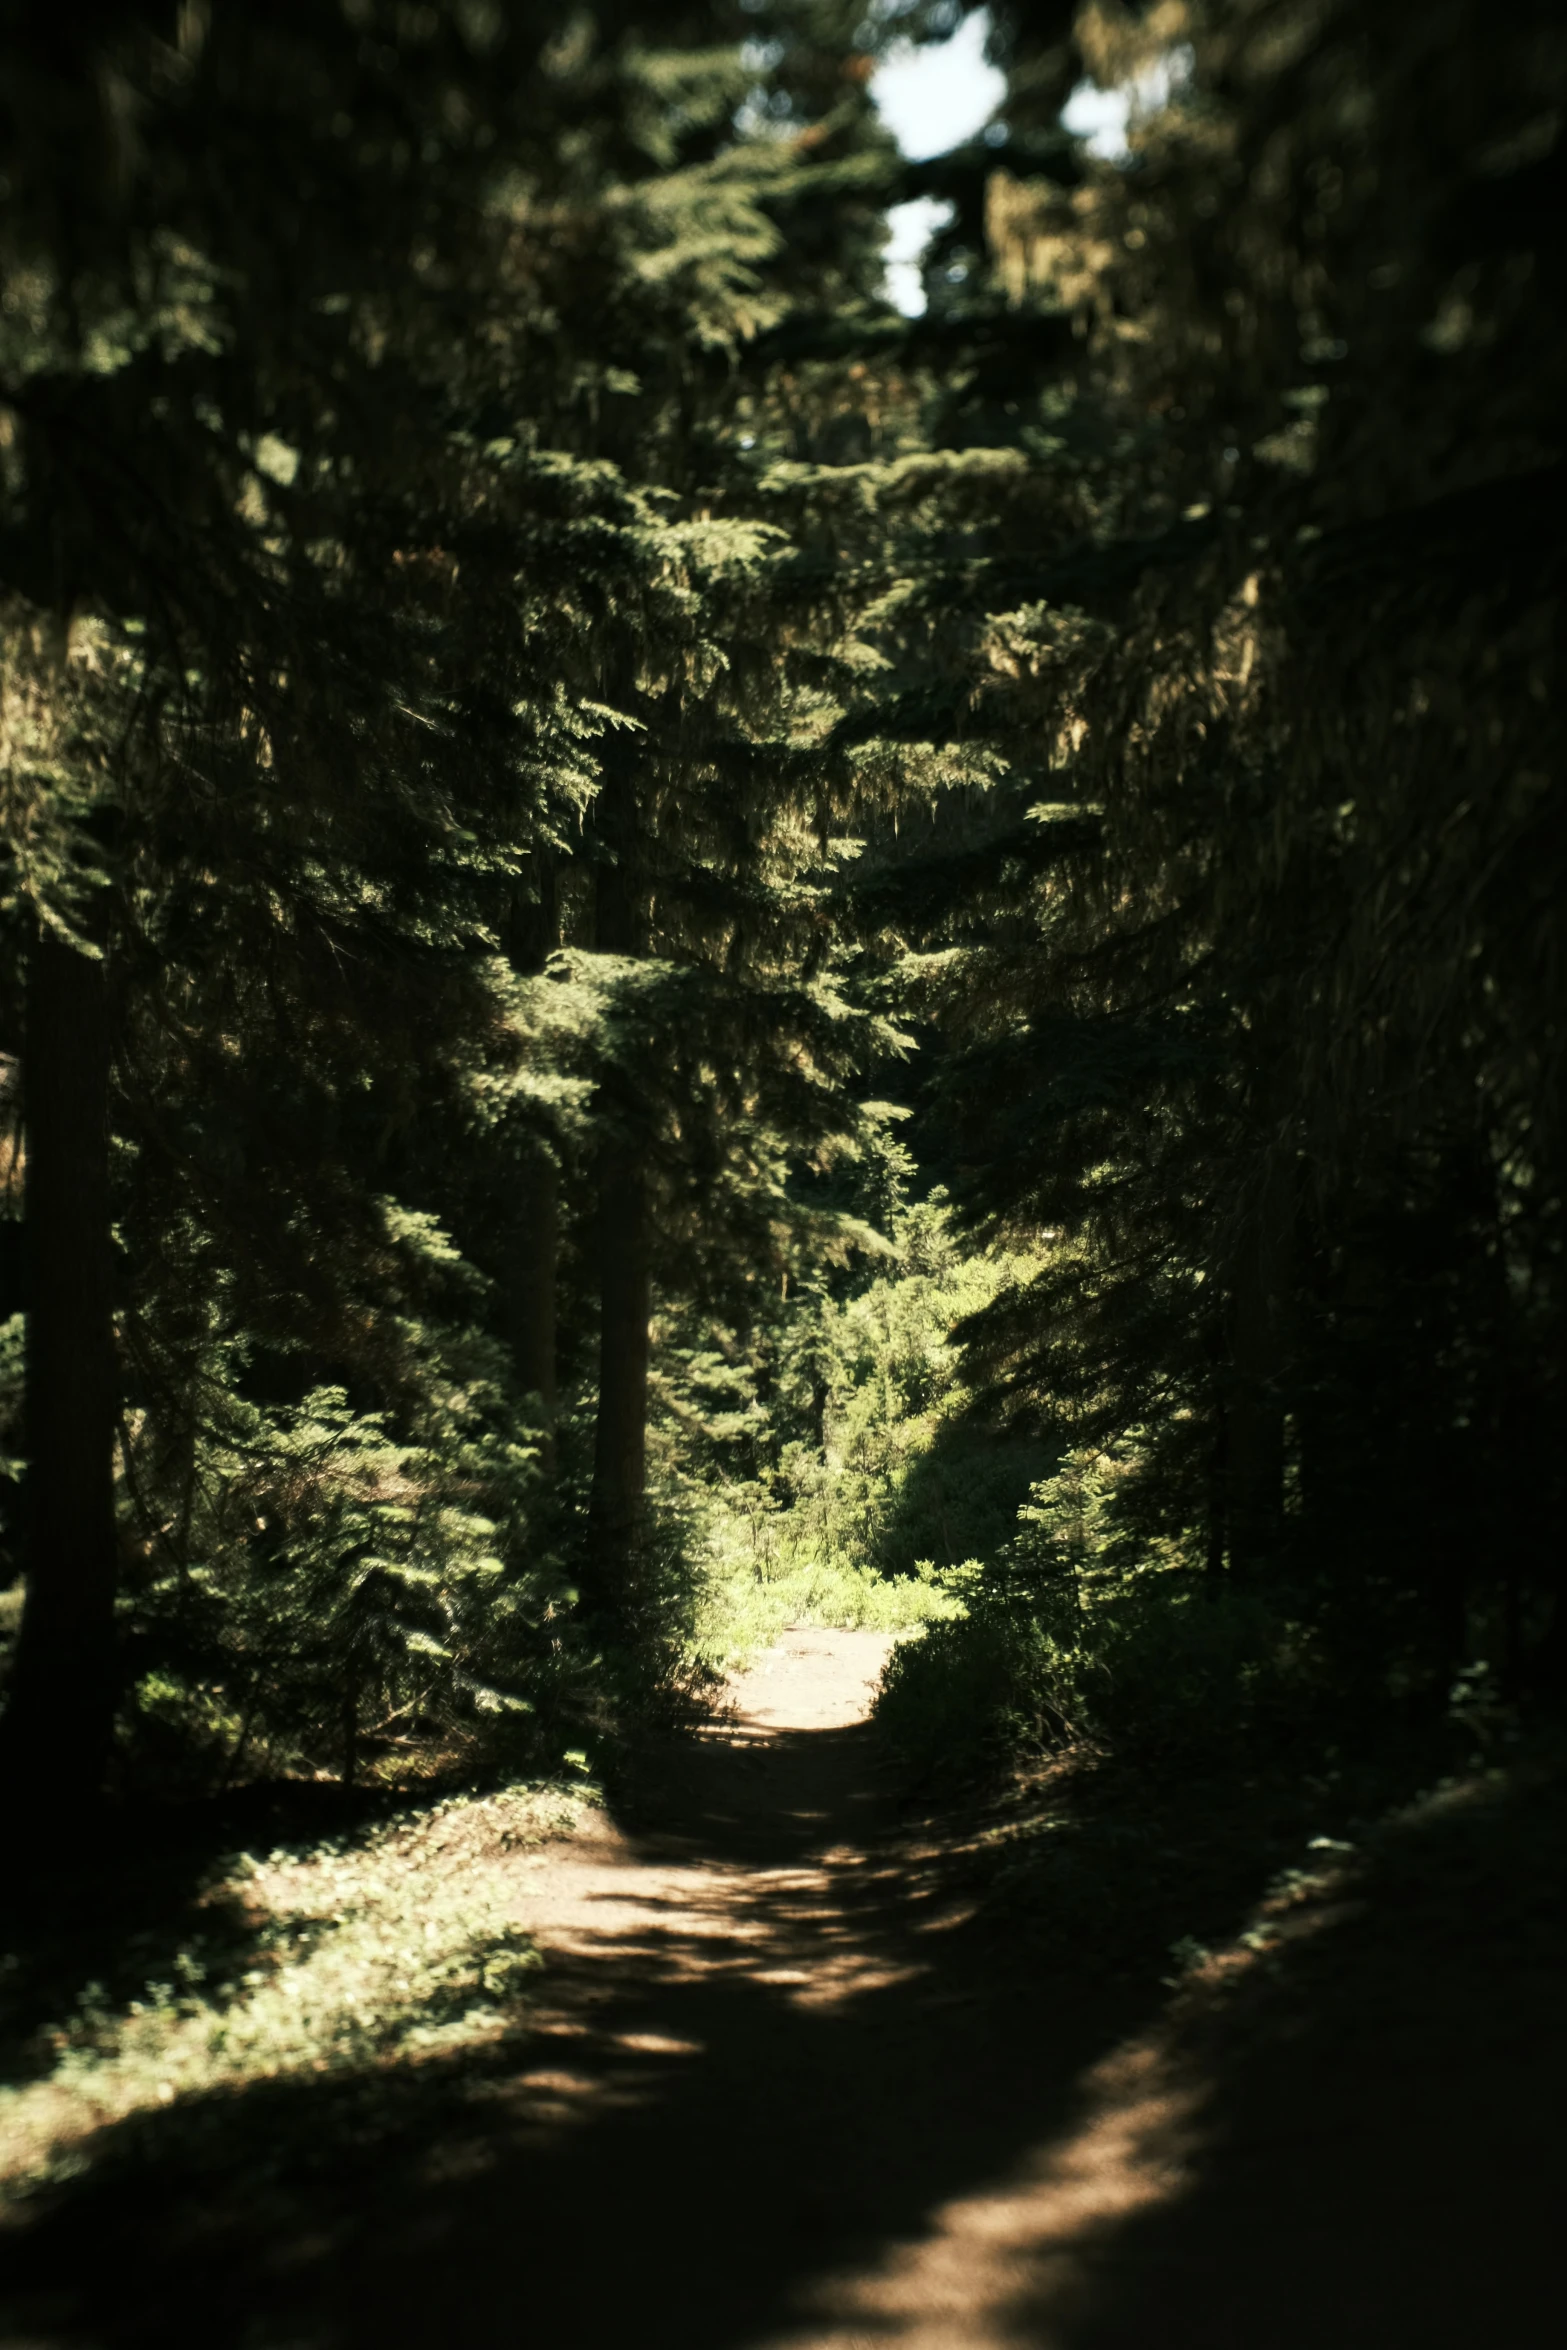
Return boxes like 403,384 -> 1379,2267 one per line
1029,1759 -> 1567,2350
0,1701 -> 1137,2350
2,1690 -> 1562,2350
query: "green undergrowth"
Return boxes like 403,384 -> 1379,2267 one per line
661,1182 -> 1047,1674
692,1542 -> 973,1669
875,1578 -> 1331,1785
0,1779 -> 596,2205
871,1434 -> 1346,1785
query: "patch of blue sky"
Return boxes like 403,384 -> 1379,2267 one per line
872,9 -> 1003,315
873,12 -> 1192,314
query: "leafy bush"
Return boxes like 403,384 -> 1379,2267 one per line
877,1578 -> 1330,1783
693,1546 -> 970,1670
876,1439 -> 1332,1782
116,1295 -> 578,1789
670,1187 -> 1049,1664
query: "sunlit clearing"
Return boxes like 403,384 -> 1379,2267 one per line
695,1533 -> 966,1670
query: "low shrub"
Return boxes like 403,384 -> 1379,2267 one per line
0,1780 -> 590,2203
692,1547 -> 968,1670
876,1576 -> 1330,1784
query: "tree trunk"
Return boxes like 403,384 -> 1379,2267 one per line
588,1138 -> 650,1610
507,1150 -> 559,1472
586,777 -> 651,1617
1225,1137 -> 1294,1579
0,927 -> 118,1818
505,859 -> 561,1471
1204,1412 -> 1228,1583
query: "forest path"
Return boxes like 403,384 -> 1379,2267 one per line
4,1630 -> 1560,2349
352,1620 -> 1163,2350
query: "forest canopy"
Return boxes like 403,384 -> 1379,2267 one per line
1,0 -> 1561,1825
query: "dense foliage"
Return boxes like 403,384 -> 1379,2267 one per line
869,0 -> 1566,1777
1,0 -> 1560,1819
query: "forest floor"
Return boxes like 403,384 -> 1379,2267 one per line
2,1627 -> 1564,2348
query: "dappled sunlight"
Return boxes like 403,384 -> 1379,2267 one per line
1,1627 -> 1120,2348
5,1638 -> 1561,2350
496,1630 -> 957,2025
759,2039 -> 1200,2350
0,1783 -> 596,2203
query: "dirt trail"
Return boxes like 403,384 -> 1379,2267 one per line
509,1627 -> 906,1973
483,1628 -> 1190,2350
2,1630 -> 1560,2350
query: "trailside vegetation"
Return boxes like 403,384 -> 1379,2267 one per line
869,0 -> 1566,1781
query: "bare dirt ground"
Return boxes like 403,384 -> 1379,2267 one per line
1,1628 -> 1562,2349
